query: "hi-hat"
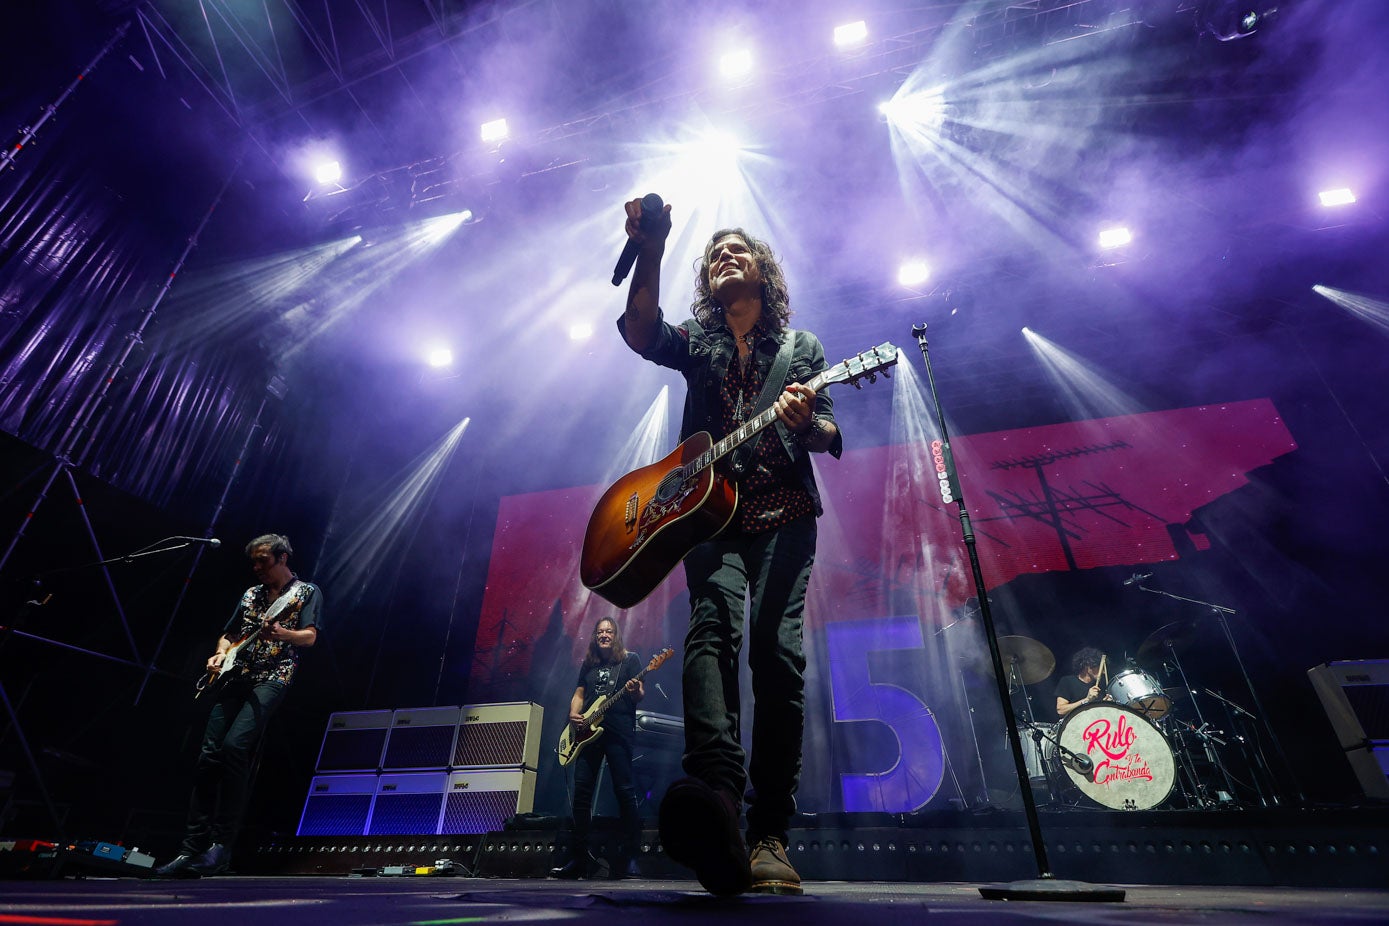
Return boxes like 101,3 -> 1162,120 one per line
1137,619 -> 1202,664
996,635 -> 1056,685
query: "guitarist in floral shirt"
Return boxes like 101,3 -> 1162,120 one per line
156,533 -> 322,877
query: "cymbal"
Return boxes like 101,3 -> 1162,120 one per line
996,635 -> 1056,685
1137,619 -> 1202,664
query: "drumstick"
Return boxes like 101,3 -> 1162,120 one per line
1098,653 -> 1108,686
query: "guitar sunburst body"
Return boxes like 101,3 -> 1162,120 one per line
580,432 -> 737,609
581,341 -> 899,608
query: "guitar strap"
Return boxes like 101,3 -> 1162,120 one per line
730,332 -> 794,477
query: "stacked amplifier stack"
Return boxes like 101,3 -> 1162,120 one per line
297,702 -> 543,837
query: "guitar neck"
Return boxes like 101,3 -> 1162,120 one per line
696,369 -> 831,473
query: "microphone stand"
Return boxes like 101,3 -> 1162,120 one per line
1135,583 -> 1302,806
910,324 -> 1123,902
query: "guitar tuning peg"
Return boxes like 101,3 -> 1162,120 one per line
851,377 -> 864,389
881,369 -> 891,378
867,372 -> 877,383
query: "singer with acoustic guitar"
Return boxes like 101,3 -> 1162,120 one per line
550,617 -> 644,880
155,533 -> 322,878
616,198 -> 842,897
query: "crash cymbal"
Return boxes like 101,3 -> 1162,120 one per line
1136,619 -> 1202,665
996,635 -> 1056,685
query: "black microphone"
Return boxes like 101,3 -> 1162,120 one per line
1122,572 -> 1152,586
177,536 -> 222,548
612,193 -> 665,286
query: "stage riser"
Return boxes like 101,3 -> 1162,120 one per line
244,822 -> 1389,888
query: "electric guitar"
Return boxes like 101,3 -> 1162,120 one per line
194,620 -> 274,698
557,647 -> 673,766
581,342 -> 899,608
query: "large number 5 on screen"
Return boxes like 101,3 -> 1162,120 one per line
826,616 -> 945,813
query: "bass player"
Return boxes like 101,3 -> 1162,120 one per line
550,616 -> 644,879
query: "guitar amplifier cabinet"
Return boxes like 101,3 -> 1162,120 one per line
452,702 -> 543,769
315,710 -> 391,773
1308,660 -> 1389,799
440,768 -> 536,835
366,772 -> 448,836
382,706 -> 462,770
297,774 -> 377,836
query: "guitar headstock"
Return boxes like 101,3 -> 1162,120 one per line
647,647 -> 674,672
823,342 -> 899,390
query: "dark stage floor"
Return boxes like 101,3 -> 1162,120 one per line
4,876 -> 1389,926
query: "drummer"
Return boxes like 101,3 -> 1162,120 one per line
1054,647 -> 1112,718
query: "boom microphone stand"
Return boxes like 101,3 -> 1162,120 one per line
910,323 -> 1123,902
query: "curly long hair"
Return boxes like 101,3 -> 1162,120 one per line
691,228 -> 792,334
1069,646 -> 1105,676
582,616 -> 628,669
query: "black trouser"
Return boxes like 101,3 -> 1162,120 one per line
681,514 -> 816,843
181,677 -> 286,854
570,726 -> 640,858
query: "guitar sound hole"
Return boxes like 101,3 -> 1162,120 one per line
653,467 -> 685,504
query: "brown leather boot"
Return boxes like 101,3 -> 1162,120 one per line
749,836 -> 802,895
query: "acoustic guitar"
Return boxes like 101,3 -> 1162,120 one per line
580,342 -> 898,608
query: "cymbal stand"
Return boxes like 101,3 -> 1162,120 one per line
1160,640 -> 1237,808
1137,583 -> 1300,805
1204,686 -> 1275,808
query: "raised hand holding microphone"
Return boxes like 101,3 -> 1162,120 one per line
613,193 -> 671,285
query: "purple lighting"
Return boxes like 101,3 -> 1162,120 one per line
313,160 -> 342,184
834,21 -> 868,47
480,118 -> 509,143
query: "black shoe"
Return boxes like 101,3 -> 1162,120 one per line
658,777 -> 751,896
189,843 -> 231,876
154,853 -> 202,879
548,851 -> 597,880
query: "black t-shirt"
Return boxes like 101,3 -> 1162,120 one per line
1054,674 -> 1094,711
576,652 -> 641,736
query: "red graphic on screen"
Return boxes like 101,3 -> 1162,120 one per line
471,398 -> 1295,691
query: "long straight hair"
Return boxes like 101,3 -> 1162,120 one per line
582,617 -> 628,669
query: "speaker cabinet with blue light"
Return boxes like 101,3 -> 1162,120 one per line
453,702 -> 543,769
382,706 -> 462,770
296,774 -> 376,836
440,768 -> 537,835
366,772 -> 448,836
315,710 -> 391,772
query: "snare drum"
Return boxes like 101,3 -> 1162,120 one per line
1108,667 -> 1171,720
1056,702 -> 1175,810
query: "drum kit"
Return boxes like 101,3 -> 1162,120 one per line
999,623 -> 1270,812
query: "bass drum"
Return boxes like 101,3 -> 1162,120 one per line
1057,702 -> 1175,810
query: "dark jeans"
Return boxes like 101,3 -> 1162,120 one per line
570,727 -> 640,854
181,677 -> 287,854
681,514 -> 816,843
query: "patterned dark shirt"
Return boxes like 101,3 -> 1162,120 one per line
220,578 -> 323,685
721,330 -> 815,532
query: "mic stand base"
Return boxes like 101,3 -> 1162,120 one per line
980,878 -> 1126,902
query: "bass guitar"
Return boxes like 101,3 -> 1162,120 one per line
557,647 -> 674,766
581,342 -> 898,608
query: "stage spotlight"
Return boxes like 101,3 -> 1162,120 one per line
879,87 -> 947,130
568,321 -> 594,341
897,259 -> 931,287
480,118 -> 509,143
1098,226 -> 1133,249
834,20 -> 868,47
426,345 -> 453,368
314,160 -> 343,184
1318,188 -> 1356,207
719,49 -> 753,80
